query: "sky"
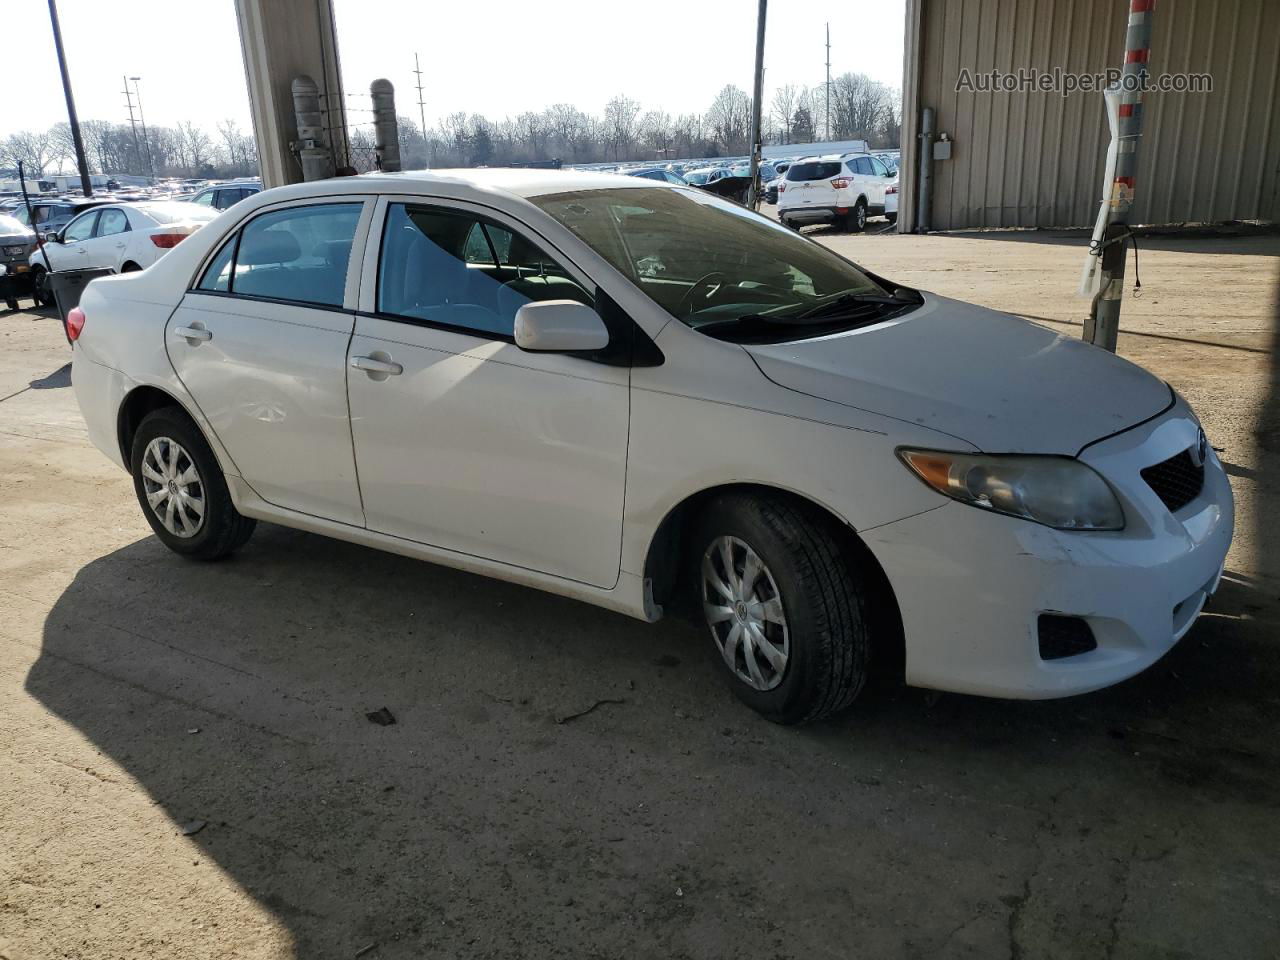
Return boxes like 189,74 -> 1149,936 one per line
6,0 -> 906,139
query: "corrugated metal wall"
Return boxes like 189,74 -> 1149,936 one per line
901,0 -> 1280,231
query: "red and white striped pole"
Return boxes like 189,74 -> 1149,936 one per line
1085,0 -> 1154,352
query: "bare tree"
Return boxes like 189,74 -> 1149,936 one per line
771,85 -> 799,145
641,110 -> 673,158
706,85 -> 751,154
603,95 -> 641,160
829,73 -> 894,144
1,130 -> 56,175
515,111 -> 546,159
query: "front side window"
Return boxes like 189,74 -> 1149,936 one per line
532,187 -> 904,343
96,208 -> 130,237
377,203 -> 591,338
850,157 -> 874,176
63,212 -> 97,243
192,191 -> 215,207
194,203 -> 361,307
870,157 -> 890,177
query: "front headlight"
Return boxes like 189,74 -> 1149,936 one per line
898,449 -> 1124,531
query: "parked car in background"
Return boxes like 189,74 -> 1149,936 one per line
763,161 -> 794,205
625,168 -> 689,185
188,180 -> 262,211
683,167 -> 733,186
28,201 -> 218,305
69,169 -> 1234,725
885,181 -> 898,225
10,197 -> 109,241
778,153 -> 897,232
0,214 -> 39,310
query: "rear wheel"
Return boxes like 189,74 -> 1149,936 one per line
5,298 -> 18,312
130,407 -> 256,560
120,261 -> 142,273
691,492 -> 871,724
845,199 -> 868,233
886,213 -> 898,226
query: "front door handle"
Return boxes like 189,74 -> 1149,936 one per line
350,355 -> 403,376
173,325 -> 212,343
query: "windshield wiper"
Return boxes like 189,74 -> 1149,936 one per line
792,289 -> 918,321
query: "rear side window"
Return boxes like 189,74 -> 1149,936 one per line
194,202 -> 361,307
786,162 -> 841,181
849,157 -> 874,176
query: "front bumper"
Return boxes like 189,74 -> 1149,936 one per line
864,405 -> 1234,699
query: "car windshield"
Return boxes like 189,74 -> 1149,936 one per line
531,187 -> 914,343
684,170 -> 711,185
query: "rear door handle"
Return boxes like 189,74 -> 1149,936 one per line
350,355 -> 403,376
173,325 -> 212,343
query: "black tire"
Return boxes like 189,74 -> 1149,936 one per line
846,199 -> 868,233
130,407 -> 256,560
31,266 -> 55,307
886,213 -> 898,226
690,492 -> 871,724
120,261 -> 142,273
5,298 -> 18,312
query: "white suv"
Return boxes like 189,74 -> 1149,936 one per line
778,153 -> 898,232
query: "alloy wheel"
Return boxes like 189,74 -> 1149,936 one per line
701,535 -> 790,691
140,436 -> 205,538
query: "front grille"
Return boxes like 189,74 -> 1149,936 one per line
3,245 -> 27,256
1141,448 -> 1204,513
1038,614 -> 1097,660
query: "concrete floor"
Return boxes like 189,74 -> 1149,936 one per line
1,230 -> 1277,959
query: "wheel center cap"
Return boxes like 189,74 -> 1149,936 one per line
167,480 -> 178,495
734,601 -> 749,622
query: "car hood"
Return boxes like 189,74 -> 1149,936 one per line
744,293 -> 1173,455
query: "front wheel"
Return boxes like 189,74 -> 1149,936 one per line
692,492 -> 871,724
131,407 -> 256,560
31,266 -> 55,307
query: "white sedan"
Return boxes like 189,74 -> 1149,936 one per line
30,201 -> 217,291
68,170 -> 1233,724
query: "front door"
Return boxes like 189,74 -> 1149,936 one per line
346,200 -> 630,588
166,199 -> 371,526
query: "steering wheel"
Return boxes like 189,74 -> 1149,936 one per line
676,271 -> 731,315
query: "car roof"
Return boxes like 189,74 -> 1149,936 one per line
259,168 -> 664,202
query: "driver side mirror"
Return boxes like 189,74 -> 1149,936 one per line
45,230 -> 62,244
514,300 -> 609,354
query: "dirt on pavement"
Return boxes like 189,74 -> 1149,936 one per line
1,229 -> 1278,959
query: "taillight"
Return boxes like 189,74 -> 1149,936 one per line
150,233 -> 187,248
831,178 -> 851,189
886,185 -> 898,195
778,183 -> 786,193
66,306 -> 86,341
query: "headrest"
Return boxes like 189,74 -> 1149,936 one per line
238,228 -> 300,266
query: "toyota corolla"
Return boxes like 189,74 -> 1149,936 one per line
68,170 -> 1234,723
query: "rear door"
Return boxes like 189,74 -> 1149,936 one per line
345,197 -> 630,587
84,207 -> 130,270
166,197 -> 373,526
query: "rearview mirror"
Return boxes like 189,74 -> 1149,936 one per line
514,300 -> 609,354
46,231 -> 62,243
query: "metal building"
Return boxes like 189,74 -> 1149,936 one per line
899,0 -> 1280,231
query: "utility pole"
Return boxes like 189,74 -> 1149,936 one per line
47,0 -> 92,197
130,77 -> 155,181
825,23 -> 831,141
1083,0 -> 1154,353
746,0 -> 768,210
413,53 -> 430,166
122,75 -> 143,176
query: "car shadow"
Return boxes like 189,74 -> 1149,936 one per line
24,518 -> 1280,957
28,361 -> 70,389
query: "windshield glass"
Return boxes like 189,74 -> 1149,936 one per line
684,170 -> 711,185
531,187 -> 900,341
